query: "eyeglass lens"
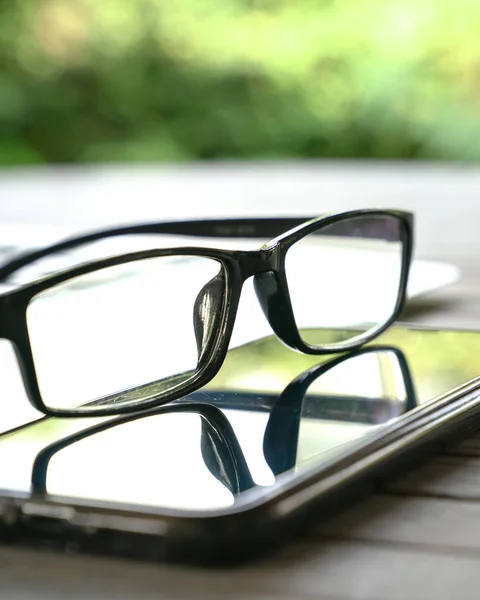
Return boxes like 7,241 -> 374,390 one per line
285,214 -> 404,347
26,255 -> 225,412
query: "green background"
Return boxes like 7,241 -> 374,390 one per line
1,0 -> 480,164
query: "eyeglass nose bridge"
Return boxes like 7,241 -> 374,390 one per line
234,247 -> 302,348
253,270 -> 302,351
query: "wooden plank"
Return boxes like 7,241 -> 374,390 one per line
317,493 -> 480,550
270,540 -> 480,600
0,545 -> 349,600
3,539 -> 480,600
386,455 -> 480,499
446,435 -> 480,456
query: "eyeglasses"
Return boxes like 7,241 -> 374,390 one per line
0,209 -> 413,417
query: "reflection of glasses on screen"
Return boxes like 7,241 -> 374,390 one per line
31,402 -> 256,498
263,345 -> 417,474
0,209 -> 413,416
29,345 -> 416,502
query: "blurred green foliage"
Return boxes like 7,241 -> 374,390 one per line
1,0 -> 480,164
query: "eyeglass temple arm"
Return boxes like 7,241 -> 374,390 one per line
0,212 -> 413,282
0,217 -> 319,282
30,402 -> 255,497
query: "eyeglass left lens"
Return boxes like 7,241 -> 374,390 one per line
26,255 -> 225,413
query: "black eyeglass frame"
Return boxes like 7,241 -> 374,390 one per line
0,209 -> 413,417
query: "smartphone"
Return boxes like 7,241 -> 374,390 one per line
1,324 -> 480,565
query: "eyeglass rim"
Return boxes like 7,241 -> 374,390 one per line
259,209 -> 413,354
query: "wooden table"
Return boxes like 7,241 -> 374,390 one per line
0,162 -> 479,599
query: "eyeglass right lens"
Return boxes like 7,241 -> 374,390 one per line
26,255 -> 225,413
284,214 -> 406,348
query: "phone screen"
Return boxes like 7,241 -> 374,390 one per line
0,326 -> 479,513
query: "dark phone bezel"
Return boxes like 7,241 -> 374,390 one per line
0,372 -> 479,566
